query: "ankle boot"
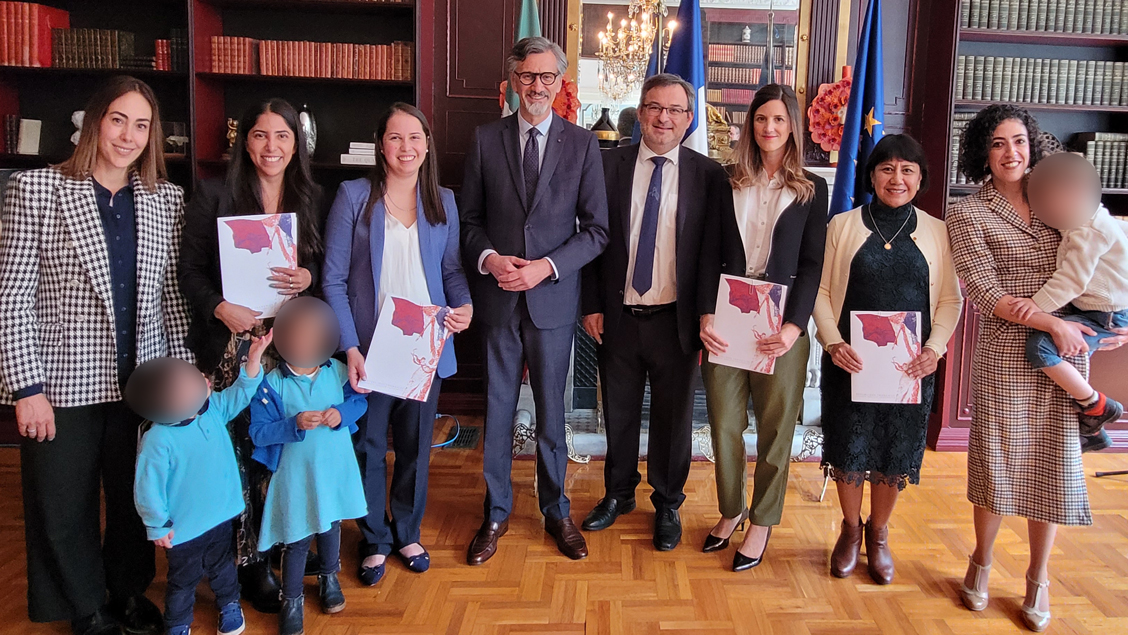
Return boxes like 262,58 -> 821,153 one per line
864,519 -> 894,585
830,519 -> 864,578
318,572 -> 345,614
238,559 -> 282,614
279,595 -> 304,635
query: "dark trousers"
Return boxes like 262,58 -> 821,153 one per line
281,521 -> 340,599
482,294 -> 575,523
21,400 -> 155,622
164,521 -> 240,629
599,308 -> 697,510
354,378 -> 441,556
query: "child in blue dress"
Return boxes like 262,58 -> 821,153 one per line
131,332 -> 272,635
249,297 -> 368,635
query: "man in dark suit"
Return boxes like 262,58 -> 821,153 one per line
461,36 -> 609,564
579,74 -> 730,551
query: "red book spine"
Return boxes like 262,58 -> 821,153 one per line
2,2 -> 11,66
20,2 -> 29,66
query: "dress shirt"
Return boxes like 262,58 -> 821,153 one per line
93,178 -> 138,387
732,173 -> 796,278
623,141 -> 680,306
477,111 -> 559,280
378,209 -> 432,312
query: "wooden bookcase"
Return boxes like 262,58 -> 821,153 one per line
704,9 -> 799,127
911,0 -> 1128,451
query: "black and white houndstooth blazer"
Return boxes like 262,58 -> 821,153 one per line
0,167 -> 194,407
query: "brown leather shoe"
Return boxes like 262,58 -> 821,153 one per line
864,520 -> 894,585
545,516 -> 588,560
830,519 -> 863,578
467,518 -> 508,565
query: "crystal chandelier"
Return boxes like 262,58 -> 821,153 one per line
596,0 -> 676,102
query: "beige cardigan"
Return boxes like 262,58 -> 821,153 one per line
813,205 -> 963,355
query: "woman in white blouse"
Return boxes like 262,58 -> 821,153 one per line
698,84 -> 829,572
322,103 -> 473,586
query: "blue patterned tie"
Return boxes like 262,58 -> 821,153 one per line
632,156 -> 667,297
523,127 -> 541,208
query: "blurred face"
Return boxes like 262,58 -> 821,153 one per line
638,84 -> 693,155
752,99 -> 792,156
246,111 -> 296,180
273,297 -> 340,369
871,159 -> 922,209
1027,154 -> 1102,231
987,118 -> 1031,185
381,111 -> 428,179
97,91 -> 151,171
126,358 -> 209,425
511,52 -> 562,122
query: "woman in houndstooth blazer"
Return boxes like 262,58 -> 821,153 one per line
947,105 -> 1128,631
0,76 -> 192,635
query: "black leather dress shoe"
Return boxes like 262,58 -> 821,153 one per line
108,595 -> 162,635
582,497 -> 636,531
653,508 -> 682,551
71,607 -> 123,635
239,559 -> 283,614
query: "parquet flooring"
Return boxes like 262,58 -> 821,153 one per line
2,418 -> 1128,634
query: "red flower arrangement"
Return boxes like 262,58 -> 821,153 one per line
807,67 -> 852,152
498,77 -> 581,123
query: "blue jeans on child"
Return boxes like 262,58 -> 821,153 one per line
164,520 -> 240,629
1026,307 -> 1128,369
281,521 -> 341,599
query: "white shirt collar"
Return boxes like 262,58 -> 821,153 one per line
638,140 -> 681,166
518,111 -> 554,139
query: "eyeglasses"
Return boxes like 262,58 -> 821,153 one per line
642,103 -> 689,117
514,71 -> 560,86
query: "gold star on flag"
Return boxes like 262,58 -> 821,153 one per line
864,107 -> 882,137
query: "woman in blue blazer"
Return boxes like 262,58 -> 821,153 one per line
322,103 -> 472,586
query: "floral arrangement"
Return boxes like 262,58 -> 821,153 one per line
807,67 -> 852,152
498,77 -> 581,123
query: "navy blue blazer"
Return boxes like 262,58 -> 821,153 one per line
321,178 -> 472,379
460,113 -> 610,329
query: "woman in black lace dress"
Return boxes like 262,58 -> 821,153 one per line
812,135 -> 963,585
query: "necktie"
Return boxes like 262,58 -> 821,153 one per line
632,155 -> 667,297
523,127 -> 541,208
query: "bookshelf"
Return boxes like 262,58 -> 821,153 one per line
704,12 -> 799,127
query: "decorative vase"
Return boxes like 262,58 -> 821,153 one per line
299,103 -> 317,156
591,107 -> 618,149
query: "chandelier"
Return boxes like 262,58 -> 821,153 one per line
595,0 -> 676,102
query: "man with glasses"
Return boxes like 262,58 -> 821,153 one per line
461,36 -> 609,565
580,73 -> 730,551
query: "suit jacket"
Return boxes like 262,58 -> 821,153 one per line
581,144 -> 730,354
178,178 -> 325,373
460,113 -> 610,329
700,170 -> 829,331
321,178 -> 472,379
0,167 -> 193,406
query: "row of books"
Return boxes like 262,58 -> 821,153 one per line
960,0 -> 1126,34
0,2 -> 67,67
713,107 -> 747,126
1078,132 -> 1128,189
707,88 -> 756,104
707,67 -> 795,87
340,141 -> 377,166
955,56 -> 1128,106
707,43 -> 796,67
948,113 -> 977,185
209,36 -> 413,81
154,29 -> 188,73
52,29 -> 155,70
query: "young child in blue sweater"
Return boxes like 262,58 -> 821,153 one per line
249,297 -> 368,635
130,332 -> 272,635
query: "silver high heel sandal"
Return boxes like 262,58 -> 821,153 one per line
959,556 -> 991,611
1020,576 -> 1051,632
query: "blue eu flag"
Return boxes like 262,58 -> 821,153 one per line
829,0 -> 885,218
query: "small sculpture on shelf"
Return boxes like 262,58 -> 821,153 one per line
299,104 -> 317,156
742,25 -> 752,43
705,104 -> 733,164
224,118 -> 238,158
70,111 -> 85,146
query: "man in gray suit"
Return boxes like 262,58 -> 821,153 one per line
461,36 -> 609,564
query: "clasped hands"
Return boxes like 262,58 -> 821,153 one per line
296,408 -> 343,430
484,253 -> 553,292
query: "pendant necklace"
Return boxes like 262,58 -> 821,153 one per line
866,204 -> 913,250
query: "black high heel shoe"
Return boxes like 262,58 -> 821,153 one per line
702,509 -> 750,553
732,526 -> 772,572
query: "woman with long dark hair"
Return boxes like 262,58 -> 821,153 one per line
698,84 -> 828,572
322,102 -> 472,586
178,98 -> 325,612
0,75 -> 190,635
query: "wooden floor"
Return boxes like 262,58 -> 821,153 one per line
3,424 -> 1128,635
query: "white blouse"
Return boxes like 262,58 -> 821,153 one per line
732,173 -> 796,277
377,208 -> 431,313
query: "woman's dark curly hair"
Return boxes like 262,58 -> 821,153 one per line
957,104 -> 1043,184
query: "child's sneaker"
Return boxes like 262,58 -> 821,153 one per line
280,596 -> 304,635
217,600 -> 245,635
318,572 -> 346,614
167,626 -> 190,635
1077,393 -> 1123,435
1081,428 -> 1113,454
